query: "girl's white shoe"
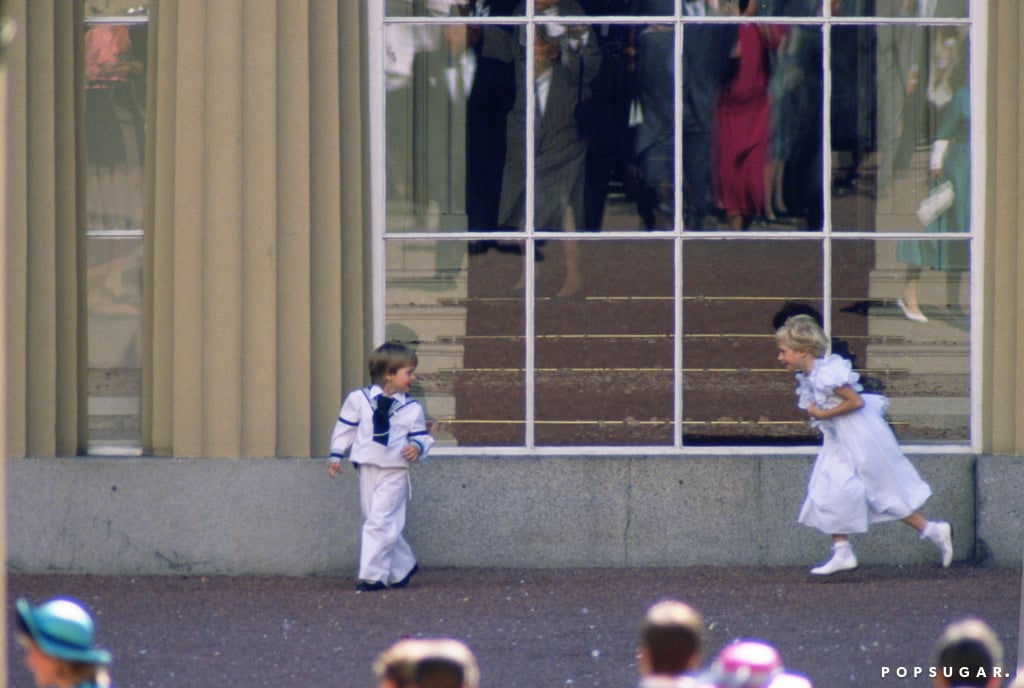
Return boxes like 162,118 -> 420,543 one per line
810,542 -> 858,575
929,521 -> 954,568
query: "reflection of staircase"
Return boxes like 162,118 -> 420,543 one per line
865,161 -> 971,443
385,240 -> 467,447
388,183 -> 970,447
863,264 -> 970,442
88,367 -> 141,454
452,240 -> 833,447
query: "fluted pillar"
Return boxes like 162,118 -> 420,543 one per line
3,1 -> 84,457
145,0 -> 362,457
985,0 -> 1024,454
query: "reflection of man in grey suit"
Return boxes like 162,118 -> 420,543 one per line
498,22 -> 601,298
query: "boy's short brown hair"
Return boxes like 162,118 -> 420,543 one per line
369,342 -> 418,386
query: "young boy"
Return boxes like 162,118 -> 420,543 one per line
328,342 -> 434,592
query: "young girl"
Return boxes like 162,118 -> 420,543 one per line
775,315 -> 953,575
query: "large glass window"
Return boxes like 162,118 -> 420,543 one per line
84,6 -> 149,454
373,0 -> 977,452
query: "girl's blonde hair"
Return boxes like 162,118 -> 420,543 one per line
775,314 -> 828,358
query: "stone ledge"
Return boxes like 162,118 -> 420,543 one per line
4,453 -> 1001,575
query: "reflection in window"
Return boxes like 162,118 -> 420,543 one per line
84,10 -> 148,454
377,3 -> 977,450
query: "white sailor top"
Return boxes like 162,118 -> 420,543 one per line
329,385 -> 434,469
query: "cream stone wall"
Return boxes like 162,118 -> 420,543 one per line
983,0 -> 1024,454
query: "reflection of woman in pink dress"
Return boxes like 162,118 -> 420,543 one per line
712,0 -> 781,230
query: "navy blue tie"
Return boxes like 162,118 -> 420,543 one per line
373,395 -> 393,446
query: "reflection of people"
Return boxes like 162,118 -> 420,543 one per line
775,315 -> 953,575
327,342 -> 434,592
874,0 -> 919,193
897,44 -> 969,322
712,0 -> 782,230
682,3 -> 736,229
464,10 -> 517,235
929,618 -> 1004,688
578,2 -> 633,232
498,12 -> 601,298
85,23 -> 144,230
829,1 -> 874,195
461,1 -> 518,244
374,638 -> 480,688
630,0 -> 674,228
15,597 -> 113,688
635,599 -> 705,688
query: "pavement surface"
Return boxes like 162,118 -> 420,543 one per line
6,564 -> 1022,688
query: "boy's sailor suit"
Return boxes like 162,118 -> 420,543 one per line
330,385 -> 433,585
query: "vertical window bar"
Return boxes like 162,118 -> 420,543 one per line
821,18 -> 833,339
369,5 -> 386,346
674,6 -> 684,447
967,7 -> 985,453
524,12 -> 537,448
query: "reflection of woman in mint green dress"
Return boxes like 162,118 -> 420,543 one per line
897,54 -> 969,322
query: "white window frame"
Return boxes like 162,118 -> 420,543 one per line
368,2 -> 985,456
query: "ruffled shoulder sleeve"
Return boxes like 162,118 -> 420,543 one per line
812,354 -> 860,392
794,355 -> 863,425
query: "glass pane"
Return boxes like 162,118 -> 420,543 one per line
510,20 -> 637,232
386,21 -> 518,233
683,240 -> 822,445
853,0 -> 969,19
87,238 -> 143,451
387,239 -> 527,447
868,26 -> 970,233
706,18 -> 823,229
829,24 -> 874,229
761,0 -> 817,17
577,21 -> 648,231
632,23 -> 676,229
763,23 -> 824,230
532,24 -> 600,231
85,15 -> 147,454
534,239 -> 673,446
627,0 -> 673,17
832,239 -> 969,443
85,21 -> 146,230
385,0 -> 524,19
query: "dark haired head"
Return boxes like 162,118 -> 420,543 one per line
772,302 -> 823,330
931,618 -> 1003,688
368,342 -> 418,386
640,600 -> 705,676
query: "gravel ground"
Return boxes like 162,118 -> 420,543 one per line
7,564 -> 1021,688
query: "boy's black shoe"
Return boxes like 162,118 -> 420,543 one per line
355,580 -> 386,592
391,564 -> 420,589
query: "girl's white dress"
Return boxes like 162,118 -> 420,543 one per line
795,354 -> 932,534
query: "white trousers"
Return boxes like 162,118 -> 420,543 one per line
358,464 -> 416,584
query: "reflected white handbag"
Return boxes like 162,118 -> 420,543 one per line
916,179 -> 954,227
628,96 -> 644,128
